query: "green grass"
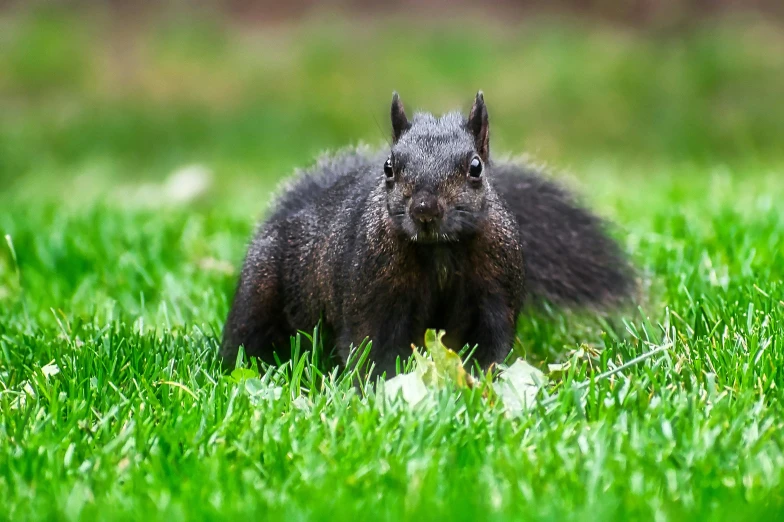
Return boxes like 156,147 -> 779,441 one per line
2,8 -> 784,521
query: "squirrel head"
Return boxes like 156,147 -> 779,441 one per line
384,91 -> 491,244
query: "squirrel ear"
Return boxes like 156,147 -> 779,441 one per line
467,91 -> 489,160
391,92 -> 411,143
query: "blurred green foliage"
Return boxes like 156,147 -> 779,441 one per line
1,8 -> 783,198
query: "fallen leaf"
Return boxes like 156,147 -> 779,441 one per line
164,164 -> 212,203
243,377 -> 283,404
495,359 -> 547,415
41,360 -> 61,378
383,371 -> 428,406
422,329 -> 474,388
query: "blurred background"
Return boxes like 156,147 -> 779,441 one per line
1,0 -> 783,209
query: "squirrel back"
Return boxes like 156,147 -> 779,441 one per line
222,92 -> 635,375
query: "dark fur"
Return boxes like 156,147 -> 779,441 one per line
222,92 -> 634,375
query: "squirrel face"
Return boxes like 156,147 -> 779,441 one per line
384,92 -> 491,244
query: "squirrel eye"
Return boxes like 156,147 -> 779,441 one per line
468,156 -> 483,178
384,157 -> 394,179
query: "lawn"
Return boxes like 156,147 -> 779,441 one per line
2,9 -> 784,521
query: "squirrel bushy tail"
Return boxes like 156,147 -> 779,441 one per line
493,162 -> 635,309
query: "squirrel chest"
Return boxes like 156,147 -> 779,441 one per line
408,244 -> 471,328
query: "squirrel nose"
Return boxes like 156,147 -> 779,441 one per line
410,194 -> 443,224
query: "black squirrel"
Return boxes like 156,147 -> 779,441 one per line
222,92 -> 635,375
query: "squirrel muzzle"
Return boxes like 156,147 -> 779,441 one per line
410,192 -> 444,224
